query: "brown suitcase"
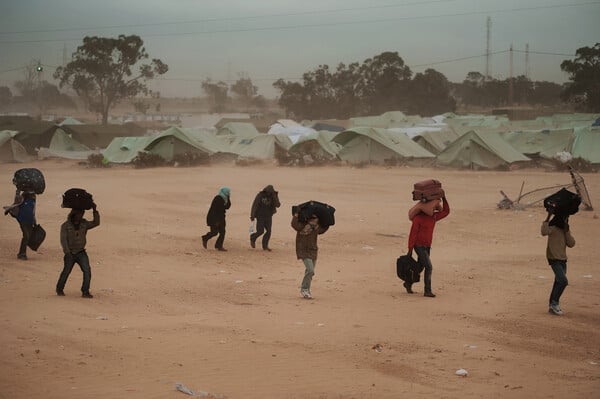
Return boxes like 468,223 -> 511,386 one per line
412,179 -> 443,201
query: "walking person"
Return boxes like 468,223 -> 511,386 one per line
406,193 -> 450,297
291,212 -> 328,299
542,212 -> 575,315
250,185 -> 280,251
56,204 -> 100,298
3,189 -> 36,260
202,187 -> 231,251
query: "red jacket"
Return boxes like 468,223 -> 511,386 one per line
408,198 -> 449,251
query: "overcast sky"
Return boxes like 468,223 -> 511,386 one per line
1,0 -> 599,98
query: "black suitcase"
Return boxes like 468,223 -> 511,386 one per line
27,224 -> 46,251
544,188 -> 581,216
62,188 -> 94,210
13,168 -> 45,194
292,200 -> 336,228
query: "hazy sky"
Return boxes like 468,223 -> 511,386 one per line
1,0 -> 599,98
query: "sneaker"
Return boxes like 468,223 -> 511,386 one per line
549,304 -> 562,315
424,292 -> 436,298
82,292 -> 94,299
403,282 -> 414,294
202,237 -> 208,249
17,254 -> 27,260
300,289 -> 313,299
56,290 -> 65,296
250,238 -> 256,249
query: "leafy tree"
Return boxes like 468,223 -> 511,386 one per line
54,35 -> 168,124
0,86 -> 12,107
201,79 -> 229,113
301,64 -> 338,119
231,73 -> 258,110
332,62 -> 362,118
528,81 -> 563,105
560,43 -> 600,111
273,79 -> 307,119
408,69 -> 456,115
358,51 -> 412,114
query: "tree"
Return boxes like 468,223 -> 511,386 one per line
202,79 -> 229,113
231,73 -> 258,110
54,35 -> 168,124
408,69 -> 456,115
273,79 -> 307,119
0,86 -> 12,107
357,51 -> 412,114
560,43 -> 600,111
529,81 -> 563,106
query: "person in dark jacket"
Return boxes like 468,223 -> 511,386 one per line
202,187 -> 231,251
542,212 -> 575,315
250,185 -> 280,251
56,204 -> 100,298
291,212 -> 328,299
3,190 -> 36,260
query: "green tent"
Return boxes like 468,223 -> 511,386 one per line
413,129 -> 461,155
49,128 -> 91,151
228,134 -> 292,160
102,136 -> 153,163
500,129 -> 574,159
570,126 -> 600,164
143,126 -> 217,161
0,130 -> 30,163
332,127 -> 435,165
288,131 -> 341,163
216,122 -> 261,138
436,130 -> 531,170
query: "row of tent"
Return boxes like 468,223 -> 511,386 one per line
1,112 -> 599,170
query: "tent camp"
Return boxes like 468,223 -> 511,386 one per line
332,127 -> 435,165
0,116 -> 57,154
349,111 -> 412,129
436,130 -> 531,170
288,131 -> 341,164
228,134 -> 292,161
0,130 -> 30,163
61,123 -> 146,149
570,126 -> 600,164
216,122 -> 262,138
102,136 -> 153,163
500,129 -> 574,160
413,129 -> 462,155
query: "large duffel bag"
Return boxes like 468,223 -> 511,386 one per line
13,168 -> 45,194
396,254 -> 422,283
412,179 -> 443,201
27,224 -> 46,251
292,200 -> 336,228
62,188 -> 94,210
544,188 -> 581,216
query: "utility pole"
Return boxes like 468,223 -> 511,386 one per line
36,61 -> 43,119
485,16 -> 492,80
508,44 -> 514,106
525,43 -> 530,79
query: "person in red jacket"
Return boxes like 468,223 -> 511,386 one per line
406,193 -> 450,297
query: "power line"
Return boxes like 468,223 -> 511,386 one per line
410,50 -> 509,68
513,49 -> 575,57
1,1 -> 599,45
0,0 -> 455,36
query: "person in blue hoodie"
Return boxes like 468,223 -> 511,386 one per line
3,189 -> 36,260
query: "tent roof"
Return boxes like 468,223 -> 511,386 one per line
570,126 -> 600,163
288,130 -> 341,158
216,122 -> 261,137
500,129 -> 574,159
333,127 -> 435,159
436,130 -> 530,169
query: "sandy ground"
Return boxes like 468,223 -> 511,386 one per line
1,160 -> 599,399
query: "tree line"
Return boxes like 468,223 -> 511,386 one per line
0,35 -> 598,125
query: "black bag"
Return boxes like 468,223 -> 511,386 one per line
292,200 -> 336,228
543,188 -> 581,216
13,168 -> 45,194
396,254 -> 422,283
62,188 -> 94,210
27,224 -> 46,251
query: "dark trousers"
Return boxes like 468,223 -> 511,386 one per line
548,259 -> 568,306
250,216 -> 273,249
18,222 -> 34,256
203,224 -> 226,249
415,246 -> 433,293
56,251 -> 92,293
